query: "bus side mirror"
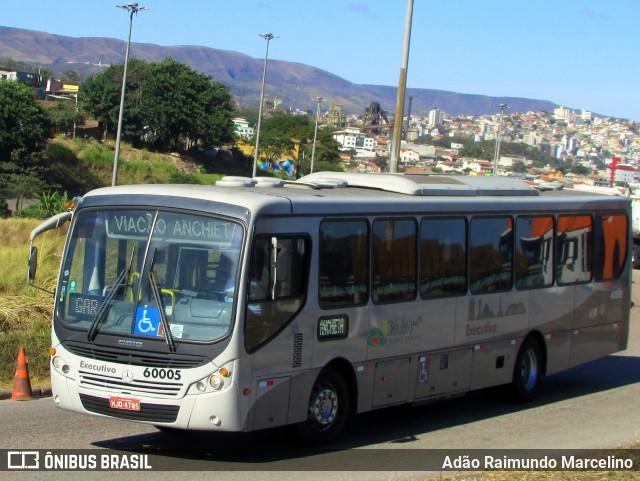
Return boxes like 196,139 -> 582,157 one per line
28,245 -> 38,281
27,244 -> 53,295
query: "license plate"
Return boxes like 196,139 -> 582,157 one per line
109,396 -> 141,411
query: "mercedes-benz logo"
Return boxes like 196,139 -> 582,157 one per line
122,370 -> 134,383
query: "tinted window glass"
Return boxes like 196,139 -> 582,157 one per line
245,236 -> 310,351
372,219 -> 417,303
470,217 -> 513,294
515,216 -> 554,289
319,220 -> 369,308
595,214 -> 627,281
556,215 -> 592,285
420,218 -> 466,298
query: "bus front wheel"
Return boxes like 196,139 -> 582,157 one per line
512,336 -> 544,403
296,367 -> 350,445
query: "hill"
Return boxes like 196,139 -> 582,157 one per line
0,25 -> 560,116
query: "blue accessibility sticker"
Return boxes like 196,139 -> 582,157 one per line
134,306 -> 161,336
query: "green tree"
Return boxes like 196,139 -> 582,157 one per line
61,70 -> 81,83
257,113 -> 343,176
80,59 -> 149,143
80,58 -> 235,151
48,98 -> 86,136
570,164 -> 591,175
0,80 -> 51,208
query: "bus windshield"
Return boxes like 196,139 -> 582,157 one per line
56,208 -> 243,344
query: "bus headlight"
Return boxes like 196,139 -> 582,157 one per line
52,356 -> 70,375
191,362 -> 234,394
209,364 -> 232,390
209,374 -> 224,390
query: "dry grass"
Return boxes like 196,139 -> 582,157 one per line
0,218 -> 65,388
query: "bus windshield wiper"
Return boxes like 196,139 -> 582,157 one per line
148,270 -> 177,352
87,247 -> 136,341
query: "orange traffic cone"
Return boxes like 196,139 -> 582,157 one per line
11,347 -> 34,401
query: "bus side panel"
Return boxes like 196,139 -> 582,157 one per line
569,323 -> 626,368
364,299 -> 458,408
372,357 -> 411,407
469,339 -> 519,390
543,330 -> 573,376
249,375 -> 291,431
568,281 -> 629,367
456,290 -> 529,391
413,348 -> 473,400
248,313 -> 316,431
529,286 -> 572,375
311,307 -> 369,369
454,292 -> 529,347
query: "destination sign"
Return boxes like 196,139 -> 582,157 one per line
105,213 -> 240,244
68,293 -> 103,319
317,315 -> 349,341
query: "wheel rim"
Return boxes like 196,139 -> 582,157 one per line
520,348 -> 538,391
310,386 -> 338,427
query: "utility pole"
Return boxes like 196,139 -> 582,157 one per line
310,96 -> 325,174
389,0 -> 414,173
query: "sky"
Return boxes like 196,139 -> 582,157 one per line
3,0 -> 640,120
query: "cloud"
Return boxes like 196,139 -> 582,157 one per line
578,7 -> 613,21
348,2 -> 372,16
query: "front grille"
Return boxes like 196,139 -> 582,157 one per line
64,340 -> 208,368
80,394 -> 179,423
78,370 -> 182,397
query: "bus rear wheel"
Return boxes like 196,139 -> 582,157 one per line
296,368 -> 350,445
512,337 -> 544,402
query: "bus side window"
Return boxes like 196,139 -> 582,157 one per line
515,216 -> 554,290
470,217 -> 513,294
420,217 -> 467,298
594,214 -> 627,281
245,236 -> 310,352
372,218 -> 417,303
319,220 -> 369,308
556,215 -> 592,285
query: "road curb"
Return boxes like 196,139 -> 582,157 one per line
0,386 -> 52,400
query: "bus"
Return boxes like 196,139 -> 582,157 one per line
28,172 -> 631,445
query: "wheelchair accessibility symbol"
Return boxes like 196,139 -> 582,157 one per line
134,306 -> 161,336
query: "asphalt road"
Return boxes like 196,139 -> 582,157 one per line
1,273 -> 640,480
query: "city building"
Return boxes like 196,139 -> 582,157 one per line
333,127 -> 376,155
232,118 -> 254,140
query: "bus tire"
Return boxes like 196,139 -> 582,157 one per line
511,336 -> 543,403
296,367 -> 350,445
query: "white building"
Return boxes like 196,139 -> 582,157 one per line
553,106 -> 575,123
333,128 -> 376,154
462,159 -> 493,175
428,108 -> 443,127
399,148 -> 420,163
605,162 -> 637,185
232,118 -> 254,140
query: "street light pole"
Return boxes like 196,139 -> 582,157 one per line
112,3 -> 147,187
310,96 -> 325,174
253,33 -> 278,178
492,103 -> 509,176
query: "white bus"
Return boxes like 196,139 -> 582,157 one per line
28,172 -> 631,444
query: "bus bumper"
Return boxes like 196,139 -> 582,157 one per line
51,369 -> 246,432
